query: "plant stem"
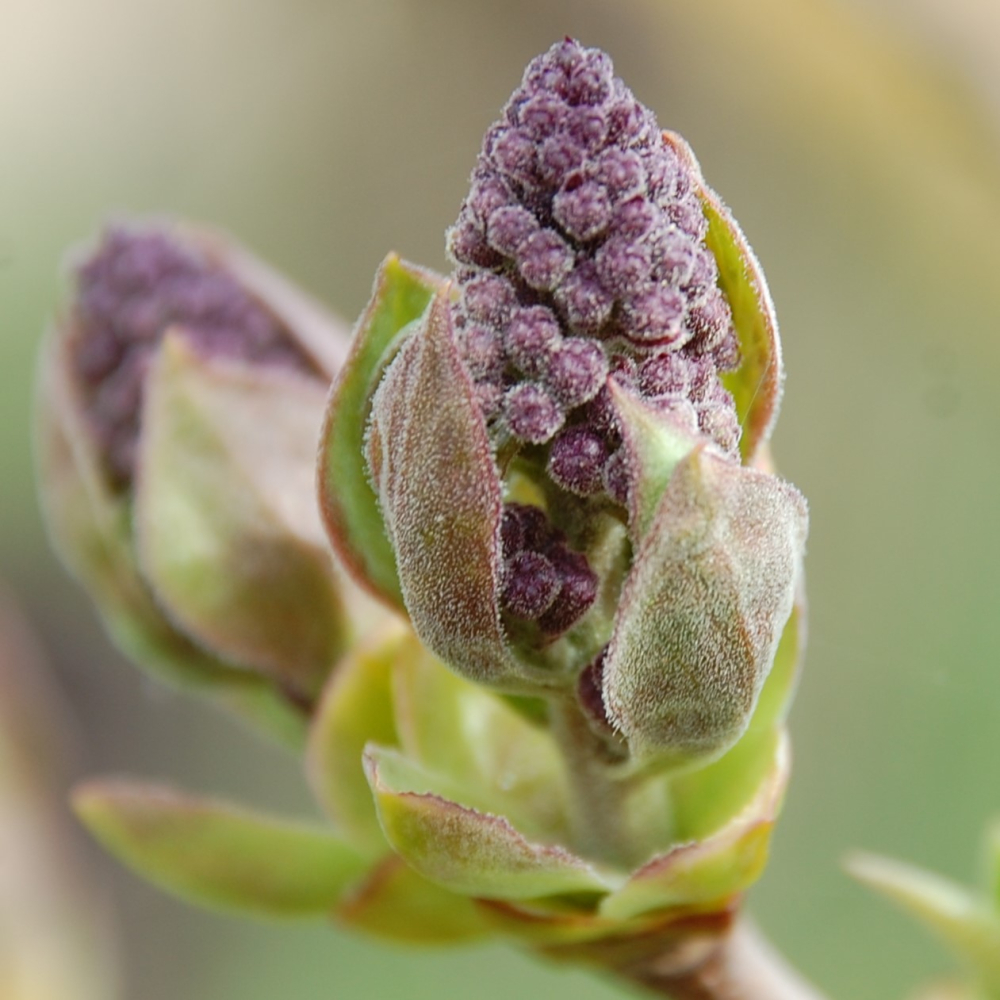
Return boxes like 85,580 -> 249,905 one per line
616,919 -> 828,1000
549,692 -> 635,868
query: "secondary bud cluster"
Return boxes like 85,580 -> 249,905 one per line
69,226 -> 316,488
447,38 -> 742,514
500,503 -> 598,632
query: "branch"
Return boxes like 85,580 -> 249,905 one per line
619,919 -> 828,1000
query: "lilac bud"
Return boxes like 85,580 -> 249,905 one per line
564,106 -> 608,150
545,338 -> 608,408
489,127 -> 538,186
622,287 -> 687,350
564,48 -> 614,106
538,133 -> 585,184
595,237 -> 650,296
468,172 -> 515,223
610,197 -> 657,240
538,544 -> 598,635
446,213 -> 501,269
516,229 -> 575,291
459,323 -> 504,381
638,353 -> 689,397
517,93 -> 568,137
593,148 -> 645,200
553,180 -> 612,242
602,447 -> 631,505
505,306 -> 562,378
68,225 -> 318,490
503,383 -> 564,443
502,551 -> 562,619
548,426 -> 609,495
461,273 -> 517,325
486,205 -> 539,257
554,261 -> 615,333
504,502 -> 551,553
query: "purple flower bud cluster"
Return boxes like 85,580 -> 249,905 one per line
500,503 -> 598,635
447,38 -> 742,509
69,226 -> 315,488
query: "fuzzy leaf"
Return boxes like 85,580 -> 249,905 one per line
663,131 -> 783,466
337,855 -> 491,944
135,333 -> 344,701
390,634 -> 571,842
601,733 -> 788,920
73,781 -> 368,916
306,623 -> 405,853
607,381 -> 698,541
36,330 -> 305,745
318,256 -> 441,610
670,725 -> 782,844
366,290 -> 519,688
603,447 -> 807,765
745,596 -> 805,738
364,746 -> 615,900
849,853 -> 1000,988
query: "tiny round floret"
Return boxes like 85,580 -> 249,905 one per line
545,338 -> 608,407
548,426 -> 609,495
503,383 -> 564,443
502,551 -> 562,619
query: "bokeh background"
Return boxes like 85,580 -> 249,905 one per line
4,1 -> 1000,997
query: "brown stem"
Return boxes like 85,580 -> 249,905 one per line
617,919 -> 828,1000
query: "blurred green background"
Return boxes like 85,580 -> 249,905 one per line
3,1 -> 1000,997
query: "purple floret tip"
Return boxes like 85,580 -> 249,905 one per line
441,39 -> 747,640
68,225 -> 315,489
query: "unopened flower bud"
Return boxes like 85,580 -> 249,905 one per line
324,38 -> 805,752
38,222 -> 358,720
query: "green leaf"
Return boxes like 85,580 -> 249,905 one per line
601,735 -> 788,920
746,597 -> 805,738
607,381 -> 697,542
364,746 -> 616,901
670,727 -> 783,843
36,329 -> 305,746
366,290 -> 519,688
318,256 -> 441,610
848,852 -> 1000,989
662,131 -> 783,467
337,855 -> 492,944
306,623 -> 405,853
390,635 -> 572,843
73,780 -> 369,917
603,448 -> 807,765
135,334 -> 345,701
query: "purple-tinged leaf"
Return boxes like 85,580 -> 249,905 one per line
662,132 -> 782,466
318,256 -> 442,610
366,289 -> 520,687
600,733 -> 789,920
364,746 -> 616,900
